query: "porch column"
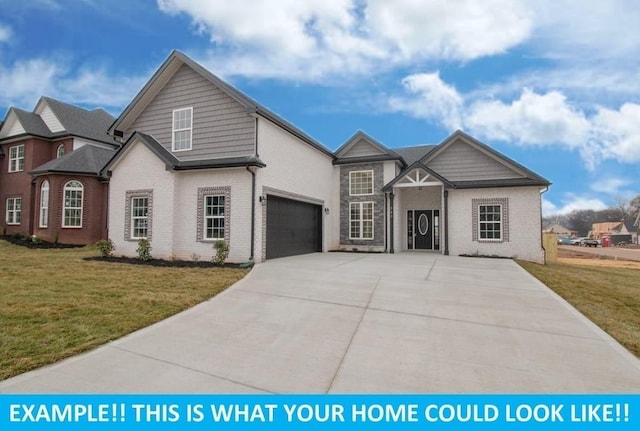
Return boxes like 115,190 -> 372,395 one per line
389,192 -> 395,254
443,189 -> 449,255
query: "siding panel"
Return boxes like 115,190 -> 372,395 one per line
126,64 -> 255,161
342,138 -> 385,157
428,139 -> 522,181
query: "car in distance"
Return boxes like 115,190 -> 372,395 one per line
557,236 -> 574,245
580,238 -> 599,247
571,237 -> 587,246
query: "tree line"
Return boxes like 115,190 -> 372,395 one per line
544,195 -> 640,237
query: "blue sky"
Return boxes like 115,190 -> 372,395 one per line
1,0 -> 639,215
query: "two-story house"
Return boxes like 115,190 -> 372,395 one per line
0,97 -> 118,244
104,51 -> 550,263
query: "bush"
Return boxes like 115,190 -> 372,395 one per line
212,240 -> 229,265
136,238 -> 152,261
95,239 -> 115,258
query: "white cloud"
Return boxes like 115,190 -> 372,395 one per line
590,178 -> 631,194
466,89 -> 589,149
0,58 -> 145,112
0,24 -> 11,42
156,0 -> 533,80
388,74 -> 640,169
542,195 -> 608,216
388,72 -> 463,129
365,0 -> 532,60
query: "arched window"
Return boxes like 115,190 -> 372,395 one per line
39,180 -> 49,228
57,144 -> 65,158
63,180 -> 83,228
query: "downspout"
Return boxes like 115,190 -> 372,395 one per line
540,186 -> 549,263
389,192 -> 395,254
247,166 -> 256,261
443,189 -> 449,255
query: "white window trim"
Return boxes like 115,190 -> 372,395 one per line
39,181 -> 49,228
56,144 -> 65,158
6,197 -> 21,225
8,145 -> 24,173
349,170 -> 374,196
478,204 -> 502,242
130,196 -> 149,240
171,107 -> 193,152
62,181 -> 83,228
203,195 -> 225,240
349,201 -> 374,240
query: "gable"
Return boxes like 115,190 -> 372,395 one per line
0,112 -> 25,138
126,64 -> 255,161
341,137 -> 386,158
36,103 -> 65,133
426,138 -> 524,181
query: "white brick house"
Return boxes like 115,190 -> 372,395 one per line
105,51 -> 550,264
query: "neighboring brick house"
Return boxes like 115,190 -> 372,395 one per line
0,97 -> 118,244
104,51 -> 550,263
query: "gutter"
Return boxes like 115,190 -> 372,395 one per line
539,186 -> 549,263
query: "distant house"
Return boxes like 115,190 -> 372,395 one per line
543,223 -> 576,237
103,50 -> 551,263
589,221 -> 628,240
0,97 -> 119,244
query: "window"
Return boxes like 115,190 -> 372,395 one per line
57,144 -> 65,158
172,107 -> 193,151
204,195 -> 225,240
63,181 -> 83,228
350,201 -> 374,240
6,197 -> 21,225
197,187 -> 230,242
478,204 -> 502,240
39,181 -> 49,228
349,170 -> 373,195
125,190 -> 153,241
9,145 -> 24,172
131,197 -> 149,239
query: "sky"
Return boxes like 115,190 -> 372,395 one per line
0,0 -> 639,217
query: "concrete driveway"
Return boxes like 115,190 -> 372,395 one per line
2,252 -> 640,393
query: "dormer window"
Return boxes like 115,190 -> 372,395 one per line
9,145 -> 24,172
172,107 -> 193,152
57,144 -> 65,158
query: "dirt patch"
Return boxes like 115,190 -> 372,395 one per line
558,247 -> 640,269
83,256 -> 252,269
1,235 -> 82,249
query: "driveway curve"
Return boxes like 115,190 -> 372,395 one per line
2,252 -> 640,393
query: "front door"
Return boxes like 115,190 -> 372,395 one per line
407,210 -> 440,250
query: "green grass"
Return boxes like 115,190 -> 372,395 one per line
0,240 -> 248,381
519,261 -> 640,358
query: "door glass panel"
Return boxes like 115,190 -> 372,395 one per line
418,213 -> 429,235
407,211 -> 413,249
434,212 -> 440,249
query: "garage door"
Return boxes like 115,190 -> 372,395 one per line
266,195 -> 322,259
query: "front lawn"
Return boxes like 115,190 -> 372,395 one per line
0,240 -> 248,381
519,261 -> 640,358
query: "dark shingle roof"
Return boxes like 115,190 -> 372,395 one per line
12,108 -> 52,137
394,145 -> 437,165
42,97 -> 117,145
31,144 -> 117,176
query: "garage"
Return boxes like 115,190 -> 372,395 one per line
266,195 -> 322,259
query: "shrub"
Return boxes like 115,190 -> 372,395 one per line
212,240 -> 229,265
95,239 -> 115,258
136,238 -> 152,261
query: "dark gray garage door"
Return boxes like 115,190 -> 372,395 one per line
266,195 -> 322,259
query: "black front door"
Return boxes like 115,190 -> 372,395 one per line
408,209 -> 440,250
414,210 -> 432,250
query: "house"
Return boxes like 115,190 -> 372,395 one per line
105,51 -> 550,263
0,97 -> 118,244
589,221 -> 628,240
543,223 -> 577,237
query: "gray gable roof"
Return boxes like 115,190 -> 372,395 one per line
31,144 -> 117,176
109,50 -> 333,159
12,107 -> 52,137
